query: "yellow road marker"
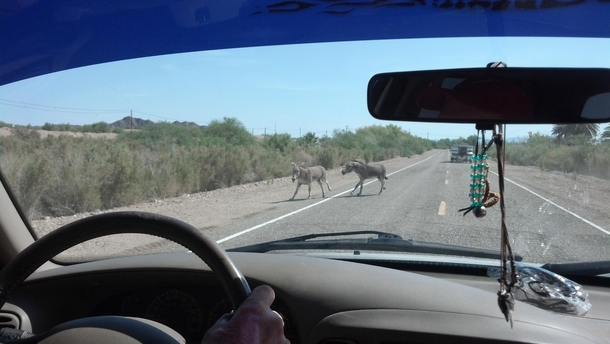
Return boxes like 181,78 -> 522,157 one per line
438,201 -> 447,216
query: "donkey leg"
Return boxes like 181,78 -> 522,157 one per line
317,180 -> 325,198
378,176 -> 385,195
290,183 -> 301,200
307,184 -> 312,199
357,179 -> 364,196
325,178 -> 332,191
350,182 -> 359,195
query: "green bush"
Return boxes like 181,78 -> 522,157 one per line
247,145 -> 291,181
316,146 -> 338,169
118,122 -> 205,149
498,132 -> 610,180
204,117 -> 254,146
82,122 -> 113,133
265,133 -> 294,153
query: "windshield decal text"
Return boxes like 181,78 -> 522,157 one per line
249,0 -> 602,15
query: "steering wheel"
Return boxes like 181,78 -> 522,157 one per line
0,211 -> 251,343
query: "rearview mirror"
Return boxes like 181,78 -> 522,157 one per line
367,68 -> 610,124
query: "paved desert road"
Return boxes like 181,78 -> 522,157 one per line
215,150 -> 610,265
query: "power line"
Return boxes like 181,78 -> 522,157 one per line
0,98 -> 206,125
0,99 -> 126,114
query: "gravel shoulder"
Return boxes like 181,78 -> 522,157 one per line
493,164 -> 610,228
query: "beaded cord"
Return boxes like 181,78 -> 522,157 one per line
458,131 -> 500,217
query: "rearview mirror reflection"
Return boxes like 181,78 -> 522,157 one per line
368,68 -> 610,124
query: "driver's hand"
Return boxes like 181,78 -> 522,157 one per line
202,285 -> 289,344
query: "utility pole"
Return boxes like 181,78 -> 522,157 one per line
130,110 -> 133,132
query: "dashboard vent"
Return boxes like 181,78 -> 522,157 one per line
0,312 -> 20,329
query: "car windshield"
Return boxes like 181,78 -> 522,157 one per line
1,36 -> 609,269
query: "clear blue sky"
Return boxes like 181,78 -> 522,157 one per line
1,37 -> 609,140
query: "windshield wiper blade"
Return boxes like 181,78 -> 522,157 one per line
540,260 -> 610,276
228,230 -> 523,261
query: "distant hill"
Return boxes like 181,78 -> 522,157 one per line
111,116 -> 154,130
111,116 -> 204,130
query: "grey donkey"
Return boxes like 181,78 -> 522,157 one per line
290,162 -> 332,200
342,160 -> 387,195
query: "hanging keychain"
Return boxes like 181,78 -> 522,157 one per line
493,124 -> 518,328
458,125 -> 517,326
458,130 -> 500,217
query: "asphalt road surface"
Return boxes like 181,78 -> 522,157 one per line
214,150 -> 610,265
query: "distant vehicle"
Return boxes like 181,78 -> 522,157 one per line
450,145 -> 473,163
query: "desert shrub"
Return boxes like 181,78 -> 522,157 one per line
11,151 -> 53,218
119,122 -> 205,149
588,145 -> 610,179
348,124 -> 431,161
265,133 -> 294,153
315,146 -> 338,169
40,123 -> 76,132
200,145 -> 228,191
247,145 -> 291,181
44,140 -> 103,215
81,121 -> 114,133
495,132 -> 610,180
221,146 -> 249,187
332,130 -> 361,151
204,117 -> 254,146
139,149 -> 183,199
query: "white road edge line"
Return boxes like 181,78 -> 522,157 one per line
489,171 -> 610,236
217,152 -> 440,244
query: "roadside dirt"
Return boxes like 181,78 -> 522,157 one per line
0,127 -> 117,139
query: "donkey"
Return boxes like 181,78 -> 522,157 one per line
342,160 -> 388,195
290,162 -> 332,200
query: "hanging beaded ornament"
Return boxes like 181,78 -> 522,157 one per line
458,130 -> 500,217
